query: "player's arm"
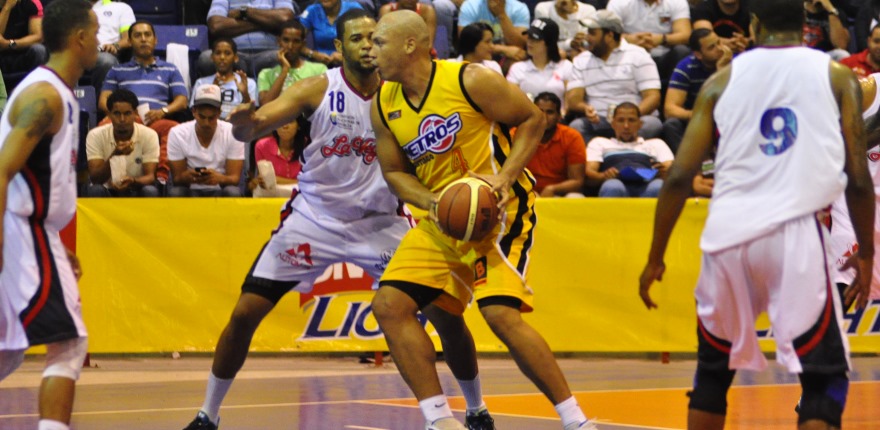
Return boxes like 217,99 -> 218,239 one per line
0,83 -> 63,269
638,65 -> 730,310
860,76 -> 880,148
228,74 -> 327,142
462,63 -> 544,205
833,61 -> 876,309
371,97 -> 436,212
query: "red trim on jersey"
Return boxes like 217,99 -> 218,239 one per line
698,318 -> 731,354
796,221 -> 835,356
340,68 -> 376,102
396,199 -> 415,227
20,168 -> 53,328
272,189 -> 299,235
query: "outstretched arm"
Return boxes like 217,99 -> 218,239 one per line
639,66 -> 730,309
228,74 -> 327,142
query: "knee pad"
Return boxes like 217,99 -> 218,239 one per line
0,349 -> 26,381
43,337 -> 88,381
798,372 -> 848,428
688,365 -> 736,415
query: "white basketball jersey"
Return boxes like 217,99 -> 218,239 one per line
0,67 -> 79,231
702,47 -> 846,253
298,68 -> 398,221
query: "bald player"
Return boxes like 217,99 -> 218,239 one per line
370,10 -> 595,430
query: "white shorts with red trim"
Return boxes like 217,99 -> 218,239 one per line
696,213 -> 851,374
249,192 -> 414,292
0,213 -> 86,350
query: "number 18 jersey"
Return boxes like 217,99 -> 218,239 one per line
702,47 -> 846,253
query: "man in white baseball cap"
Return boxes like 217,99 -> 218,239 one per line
166,84 -> 246,197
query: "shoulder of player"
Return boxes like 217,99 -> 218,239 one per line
461,62 -> 506,93
9,82 -> 64,128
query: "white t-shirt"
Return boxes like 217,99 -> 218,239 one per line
586,136 -> 673,163
92,0 -> 136,46
533,1 -> 597,52
607,0 -> 690,56
167,120 -> 245,190
86,123 -> 160,186
506,59 -> 574,102
454,56 -> 503,75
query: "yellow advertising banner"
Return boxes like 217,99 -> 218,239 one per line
74,198 -> 880,354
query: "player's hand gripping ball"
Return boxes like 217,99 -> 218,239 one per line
435,177 -> 499,241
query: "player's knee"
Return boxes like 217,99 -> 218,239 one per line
478,296 -> 523,335
798,372 -> 848,428
43,337 -> 88,381
0,349 -> 26,381
688,365 -> 735,415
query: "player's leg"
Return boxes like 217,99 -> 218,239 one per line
373,282 -> 466,429
687,320 -> 736,430
0,349 -> 25,380
422,304 -> 495,429
38,337 -> 88,430
796,372 -> 847,430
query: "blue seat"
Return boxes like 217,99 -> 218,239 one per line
128,0 -> 178,14
74,86 -> 97,130
153,25 -> 210,52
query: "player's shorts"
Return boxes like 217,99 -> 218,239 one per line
0,213 -> 86,350
695,213 -> 850,374
380,194 -> 536,315
827,194 -> 880,298
245,192 -> 415,300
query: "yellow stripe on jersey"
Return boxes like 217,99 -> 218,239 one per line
377,60 -> 534,195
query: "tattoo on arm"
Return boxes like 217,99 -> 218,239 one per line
19,98 -> 54,138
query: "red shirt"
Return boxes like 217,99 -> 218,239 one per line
254,137 -> 302,180
840,50 -> 880,79
522,124 -> 586,192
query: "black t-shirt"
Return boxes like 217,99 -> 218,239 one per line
803,9 -> 848,53
3,0 -> 41,41
691,0 -> 751,38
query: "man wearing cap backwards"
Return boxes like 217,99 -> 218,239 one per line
565,9 -> 662,145
166,84 -> 245,197
371,10 -> 596,430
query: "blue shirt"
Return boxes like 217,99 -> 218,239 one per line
299,1 -> 364,55
458,0 -> 530,44
102,58 -> 188,110
208,0 -> 296,52
668,54 -> 713,110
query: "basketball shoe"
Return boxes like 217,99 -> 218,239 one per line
465,407 -> 495,429
182,411 -> 218,430
425,417 -> 467,429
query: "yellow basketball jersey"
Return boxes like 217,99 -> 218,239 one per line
377,60 -> 534,195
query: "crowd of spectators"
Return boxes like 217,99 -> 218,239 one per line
1,0 -> 875,198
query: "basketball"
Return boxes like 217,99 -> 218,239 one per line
435,177 -> 499,242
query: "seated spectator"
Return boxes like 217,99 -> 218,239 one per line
86,90 -> 160,197
168,85 -> 245,197
200,0 -> 297,78
661,28 -> 729,154
100,21 -> 189,124
841,24 -> 880,79
455,23 -> 504,74
692,156 -> 714,198
379,0 -> 437,48
691,0 -> 750,55
250,119 -> 303,197
521,92 -> 585,197
607,0 -> 691,82
855,0 -> 880,53
90,0 -> 135,93
0,0 -> 47,77
192,38 -> 258,120
586,102 -> 673,198
803,0 -> 849,61
299,0 -> 363,67
534,0 -> 596,59
257,21 -> 327,105
565,10 -> 662,143
507,19 -> 574,103
458,0 -> 530,63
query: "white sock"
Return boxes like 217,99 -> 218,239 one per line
419,394 -> 454,423
201,372 -> 233,423
457,376 -> 485,413
37,419 -> 69,430
554,396 -> 587,427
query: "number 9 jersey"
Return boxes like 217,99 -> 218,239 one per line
702,47 -> 846,253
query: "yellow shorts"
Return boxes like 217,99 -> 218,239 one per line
380,194 -> 537,315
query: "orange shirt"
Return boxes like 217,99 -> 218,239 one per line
520,124 -> 585,192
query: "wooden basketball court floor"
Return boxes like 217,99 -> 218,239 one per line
1,354 -> 879,429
